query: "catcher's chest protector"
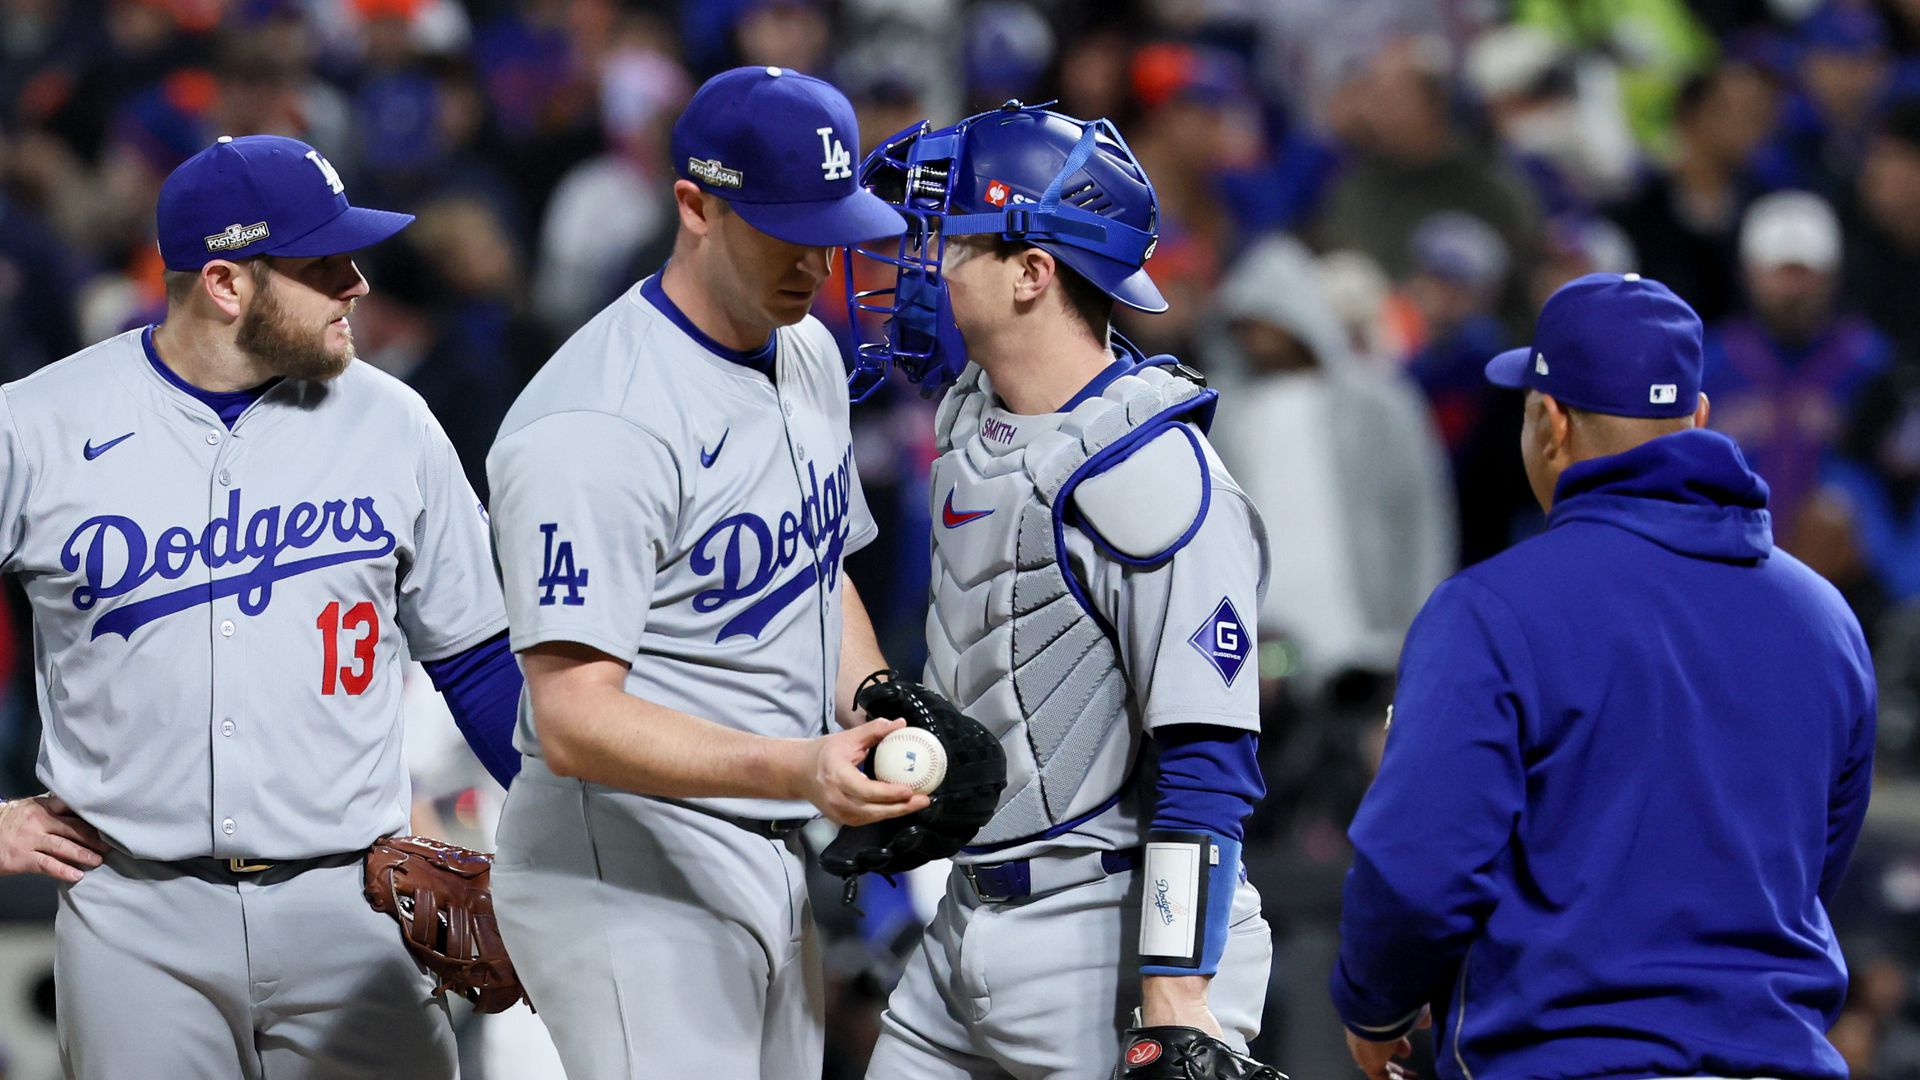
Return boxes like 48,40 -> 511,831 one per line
925,362 -> 1210,847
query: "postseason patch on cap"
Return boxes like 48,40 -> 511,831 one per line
687,157 -> 743,190
205,221 -> 271,253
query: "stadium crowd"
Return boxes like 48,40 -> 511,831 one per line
5,0 -> 1920,1076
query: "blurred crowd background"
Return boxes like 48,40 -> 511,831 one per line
4,0 -> 1920,1076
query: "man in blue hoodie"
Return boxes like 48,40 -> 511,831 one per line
1331,272 -> 1877,1080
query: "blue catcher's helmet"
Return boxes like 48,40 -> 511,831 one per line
845,102 -> 1163,400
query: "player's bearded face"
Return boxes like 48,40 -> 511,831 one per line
236,266 -> 356,381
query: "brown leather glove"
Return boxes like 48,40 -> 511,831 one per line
364,835 -> 529,1014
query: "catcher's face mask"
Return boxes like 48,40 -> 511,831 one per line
843,103 -> 1163,402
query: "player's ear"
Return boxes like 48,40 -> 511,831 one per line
201,260 -> 249,321
1693,391 -> 1711,429
672,179 -> 717,238
1539,393 -> 1575,465
1011,246 -> 1054,306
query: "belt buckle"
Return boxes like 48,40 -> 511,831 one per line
963,864 -> 1011,904
227,858 -> 273,873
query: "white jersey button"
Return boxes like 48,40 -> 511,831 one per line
220,619 -> 235,637
217,469 -> 231,486
221,817 -> 235,835
205,431 -> 220,445
783,401 -> 795,417
221,719 -> 234,737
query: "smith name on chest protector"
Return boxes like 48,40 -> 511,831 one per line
926,355 -> 1217,847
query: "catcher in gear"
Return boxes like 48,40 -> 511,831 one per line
821,671 -> 1007,882
846,102 -> 1280,1078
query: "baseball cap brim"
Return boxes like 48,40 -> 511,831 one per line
731,187 -> 906,247
267,205 -> 416,259
1485,346 -> 1532,389
1056,252 -> 1169,314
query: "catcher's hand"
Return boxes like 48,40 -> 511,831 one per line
819,671 -> 1006,879
1115,1026 -> 1290,1080
364,835 -> 529,1014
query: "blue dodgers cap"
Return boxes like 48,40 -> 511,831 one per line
157,135 -> 414,271
1485,272 -> 1704,419
671,66 -> 905,247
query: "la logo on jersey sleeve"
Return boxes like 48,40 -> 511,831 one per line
536,523 -> 588,606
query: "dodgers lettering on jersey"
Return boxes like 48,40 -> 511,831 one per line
488,275 -> 876,821
0,329 -> 506,861
691,445 -> 856,640
68,488 -> 396,639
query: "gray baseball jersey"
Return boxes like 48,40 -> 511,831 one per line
2,327 -> 504,861
925,363 -> 1269,862
487,274 -> 877,821
487,272 -> 871,1077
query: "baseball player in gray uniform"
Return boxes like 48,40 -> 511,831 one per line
486,67 -> 914,1078
845,104 -> 1277,1077
0,134 -> 525,1079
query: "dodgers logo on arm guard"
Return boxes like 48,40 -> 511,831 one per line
536,524 -> 588,606
690,446 -> 856,641
62,488 -> 396,640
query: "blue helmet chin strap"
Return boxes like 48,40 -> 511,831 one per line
844,108 -> 1158,401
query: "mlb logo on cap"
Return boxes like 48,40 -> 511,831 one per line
156,135 -> 414,271
670,66 -> 904,248
1484,272 -> 1704,420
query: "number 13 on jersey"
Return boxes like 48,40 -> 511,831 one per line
316,600 -> 379,695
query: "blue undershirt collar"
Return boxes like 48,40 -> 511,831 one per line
143,325 -> 281,430
1059,357 -> 1132,412
640,270 -> 778,376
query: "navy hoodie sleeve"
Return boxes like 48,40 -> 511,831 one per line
1822,628 -> 1877,907
1331,575 -> 1528,1038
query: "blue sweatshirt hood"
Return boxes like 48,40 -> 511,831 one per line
1547,428 -> 1773,563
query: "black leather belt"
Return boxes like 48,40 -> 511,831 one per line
174,850 -> 365,884
662,798 -> 812,840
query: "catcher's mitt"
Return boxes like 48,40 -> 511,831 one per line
820,671 -> 1006,879
364,835 -> 529,1014
1114,1026 -> 1290,1080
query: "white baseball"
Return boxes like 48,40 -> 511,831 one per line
873,727 -> 948,793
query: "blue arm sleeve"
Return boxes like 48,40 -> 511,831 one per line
1151,724 -> 1264,841
1329,576 -> 1526,1040
1140,724 -> 1263,977
420,631 -> 523,789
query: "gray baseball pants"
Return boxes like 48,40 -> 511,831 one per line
56,848 -> 456,1079
866,861 -> 1271,1079
492,758 -> 824,1079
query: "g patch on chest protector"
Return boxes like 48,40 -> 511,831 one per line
1066,425 -> 1210,565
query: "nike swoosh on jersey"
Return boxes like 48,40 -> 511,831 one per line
700,429 -> 729,468
941,489 -> 994,528
83,432 -> 136,460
